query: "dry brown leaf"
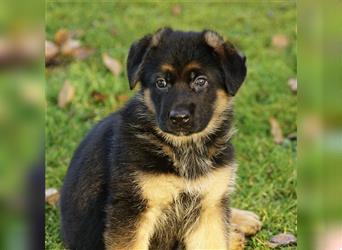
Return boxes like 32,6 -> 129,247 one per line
288,78 -> 297,94
45,188 -> 60,206
267,233 -> 297,248
54,28 -> 70,45
171,4 -> 182,16
55,28 -> 92,60
58,80 -> 75,108
72,47 -> 94,60
45,40 -> 59,62
61,39 -> 81,56
116,94 -> 129,102
272,34 -> 289,49
269,117 -> 284,144
102,53 -> 122,76
91,90 -> 107,103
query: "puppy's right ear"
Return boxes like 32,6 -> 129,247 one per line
127,27 -> 173,90
126,35 -> 153,90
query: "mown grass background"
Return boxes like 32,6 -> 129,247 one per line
46,2 -> 297,249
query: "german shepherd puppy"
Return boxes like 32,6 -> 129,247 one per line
60,28 -> 261,250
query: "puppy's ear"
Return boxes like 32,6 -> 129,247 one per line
203,30 -> 247,96
127,27 -> 173,90
127,34 -> 152,90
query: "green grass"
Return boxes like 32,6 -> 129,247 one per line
46,2 -> 297,249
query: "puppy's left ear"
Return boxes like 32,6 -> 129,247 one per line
203,30 -> 247,96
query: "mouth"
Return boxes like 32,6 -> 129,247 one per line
169,130 -> 192,136
158,125 -> 195,136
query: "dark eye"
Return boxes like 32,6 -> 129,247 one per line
156,78 -> 167,89
194,76 -> 208,88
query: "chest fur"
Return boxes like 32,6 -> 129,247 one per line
137,166 -> 235,208
135,166 -> 235,248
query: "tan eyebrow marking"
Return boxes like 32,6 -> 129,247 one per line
161,64 -> 176,72
182,61 -> 202,78
184,61 -> 202,72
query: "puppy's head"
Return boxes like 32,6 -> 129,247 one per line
127,28 -> 246,137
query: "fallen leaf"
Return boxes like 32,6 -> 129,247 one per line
72,47 -> 94,60
91,90 -> 107,103
267,233 -> 297,248
269,117 -> 284,144
288,78 -> 297,94
45,40 -> 59,63
102,53 -> 122,76
58,80 -> 75,108
171,4 -> 182,16
116,94 -> 129,102
45,188 -> 60,206
272,34 -> 289,49
54,28 -> 70,45
61,39 -> 81,56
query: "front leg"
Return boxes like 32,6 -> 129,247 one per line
104,203 -> 162,250
228,230 -> 246,250
103,174 -> 163,250
184,202 -> 229,250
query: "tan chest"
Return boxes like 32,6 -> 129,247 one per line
137,166 -> 235,208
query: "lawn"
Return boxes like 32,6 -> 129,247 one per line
45,2 -> 297,249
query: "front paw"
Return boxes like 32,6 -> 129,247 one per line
229,230 -> 246,250
231,208 -> 262,236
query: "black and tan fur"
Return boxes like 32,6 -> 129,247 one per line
60,28 -> 261,250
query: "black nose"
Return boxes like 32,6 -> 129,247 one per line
169,109 -> 190,126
